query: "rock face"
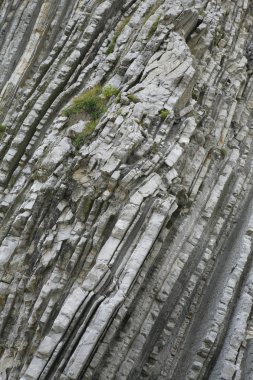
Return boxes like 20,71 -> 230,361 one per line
0,0 -> 253,379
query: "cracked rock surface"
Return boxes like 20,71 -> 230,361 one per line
0,0 -> 253,379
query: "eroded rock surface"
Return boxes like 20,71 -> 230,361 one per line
0,0 -> 253,379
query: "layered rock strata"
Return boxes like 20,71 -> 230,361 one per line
0,0 -> 253,379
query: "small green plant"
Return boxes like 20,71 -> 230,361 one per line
106,16 -> 131,55
0,123 -> 6,139
127,94 -> 140,103
159,109 -> 170,120
148,16 -> 160,39
220,148 -> 227,159
72,120 -> 98,150
63,85 -> 105,120
102,85 -> 119,99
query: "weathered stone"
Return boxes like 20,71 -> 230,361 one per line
0,1 -> 253,380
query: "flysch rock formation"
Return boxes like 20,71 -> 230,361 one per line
0,0 -> 253,379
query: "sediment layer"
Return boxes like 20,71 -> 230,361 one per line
0,1 -> 253,379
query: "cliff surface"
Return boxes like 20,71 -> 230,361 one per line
0,0 -> 253,379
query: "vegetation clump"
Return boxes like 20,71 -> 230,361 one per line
159,109 -> 170,120
0,123 -> 6,139
64,84 -> 119,119
102,85 -> 119,99
63,85 -> 105,120
64,84 -> 120,149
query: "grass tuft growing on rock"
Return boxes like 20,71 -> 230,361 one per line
65,84 -> 121,149
63,85 -> 105,120
102,85 -> 119,99
159,109 -> 170,120
64,84 -> 120,119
